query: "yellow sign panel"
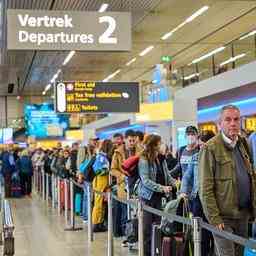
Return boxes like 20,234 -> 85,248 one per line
245,117 -> 256,131
199,123 -> 217,134
135,101 -> 173,122
36,140 -> 60,149
65,130 -> 84,141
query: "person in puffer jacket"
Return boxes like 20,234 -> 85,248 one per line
92,139 -> 113,232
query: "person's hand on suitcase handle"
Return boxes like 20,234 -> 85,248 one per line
216,223 -> 225,230
163,186 -> 172,194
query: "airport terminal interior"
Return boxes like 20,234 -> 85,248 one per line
0,0 -> 256,255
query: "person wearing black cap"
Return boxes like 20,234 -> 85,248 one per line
170,125 -> 200,179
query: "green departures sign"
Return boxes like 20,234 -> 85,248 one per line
161,55 -> 172,63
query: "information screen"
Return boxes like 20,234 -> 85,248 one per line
24,103 -> 69,138
0,128 -> 13,144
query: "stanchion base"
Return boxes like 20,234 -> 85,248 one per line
64,226 -> 83,231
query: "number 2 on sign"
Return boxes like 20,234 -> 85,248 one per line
99,16 -> 117,44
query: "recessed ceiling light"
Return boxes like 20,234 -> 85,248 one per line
98,3 -> 109,13
63,51 -> 75,66
161,6 -> 209,40
139,46 -> 154,57
185,6 -> 209,23
192,46 -> 226,64
126,58 -> 137,66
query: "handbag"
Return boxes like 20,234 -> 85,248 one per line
125,218 -> 138,243
122,155 -> 140,177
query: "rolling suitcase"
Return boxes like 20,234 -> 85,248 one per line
161,234 -> 184,256
151,223 -> 162,256
11,172 -> 22,198
60,180 -> 70,210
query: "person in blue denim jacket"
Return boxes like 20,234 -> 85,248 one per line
138,134 -> 176,256
179,152 -> 199,199
180,130 -> 215,256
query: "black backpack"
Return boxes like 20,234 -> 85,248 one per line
83,156 -> 96,183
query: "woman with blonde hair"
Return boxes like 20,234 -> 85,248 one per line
16,149 -> 33,196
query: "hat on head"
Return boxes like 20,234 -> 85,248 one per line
185,126 -> 198,135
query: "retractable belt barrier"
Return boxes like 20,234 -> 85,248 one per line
34,172 -> 256,256
2,200 -> 15,256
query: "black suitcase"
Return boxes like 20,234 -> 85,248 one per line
151,223 -> 162,256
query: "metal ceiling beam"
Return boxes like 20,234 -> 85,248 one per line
21,0 -> 57,93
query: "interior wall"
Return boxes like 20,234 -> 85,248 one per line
172,60 -> 256,151
0,95 -> 51,127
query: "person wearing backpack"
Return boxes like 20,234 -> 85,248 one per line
77,144 -> 96,223
16,149 -> 33,196
92,139 -> 113,232
138,134 -> 176,256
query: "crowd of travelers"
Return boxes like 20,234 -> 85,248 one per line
0,104 -> 256,256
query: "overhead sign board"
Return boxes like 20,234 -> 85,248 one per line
55,81 -> 139,113
7,9 -> 131,51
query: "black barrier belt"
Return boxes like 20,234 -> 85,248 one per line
112,194 -> 138,208
71,180 -> 84,190
143,204 -> 192,226
45,175 -> 256,251
201,221 -> 256,250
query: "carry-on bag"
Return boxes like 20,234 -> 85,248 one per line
151,223 -> 163,256
11,172 -> 22,198
161,234 -> 184,256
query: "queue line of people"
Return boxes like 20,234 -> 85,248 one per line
0,104 -> 255,256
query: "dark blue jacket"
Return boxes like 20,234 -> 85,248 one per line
16,156 -> 33,176
1,151 -> 15,176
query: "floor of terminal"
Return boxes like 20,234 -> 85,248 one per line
10,195 -> 138,256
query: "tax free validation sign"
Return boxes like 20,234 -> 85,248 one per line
55,81 -> 139,113
7,9 -> 131,51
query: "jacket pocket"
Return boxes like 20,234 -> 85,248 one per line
215,178 -> 235,214
215,156 -> 233,180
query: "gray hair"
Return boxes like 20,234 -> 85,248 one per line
219,105 -> 240,120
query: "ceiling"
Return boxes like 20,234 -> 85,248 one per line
0,0 -> 256,96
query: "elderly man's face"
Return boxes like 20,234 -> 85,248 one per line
219,109 -> 241,140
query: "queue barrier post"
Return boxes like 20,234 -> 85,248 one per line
87,183 -> 94,242
138,199 -> 144,256
107,192 -> 113,256
64,179 -> 69,228
42,170 -> 45,200
70,181 -> 74,228
64,180 -> 83,231
51,174 -> 55,209
46,174 -> 49,204
57,177 -> 61,216
193,217 -> 202,256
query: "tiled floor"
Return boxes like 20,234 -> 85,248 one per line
10,196 -> 138,256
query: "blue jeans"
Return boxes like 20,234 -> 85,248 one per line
82,182 -> 88,220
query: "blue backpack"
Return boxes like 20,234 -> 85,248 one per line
79,159 -> 91,174
244,243 -> 256,256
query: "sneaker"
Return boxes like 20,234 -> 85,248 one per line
121,240 -> 129,247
